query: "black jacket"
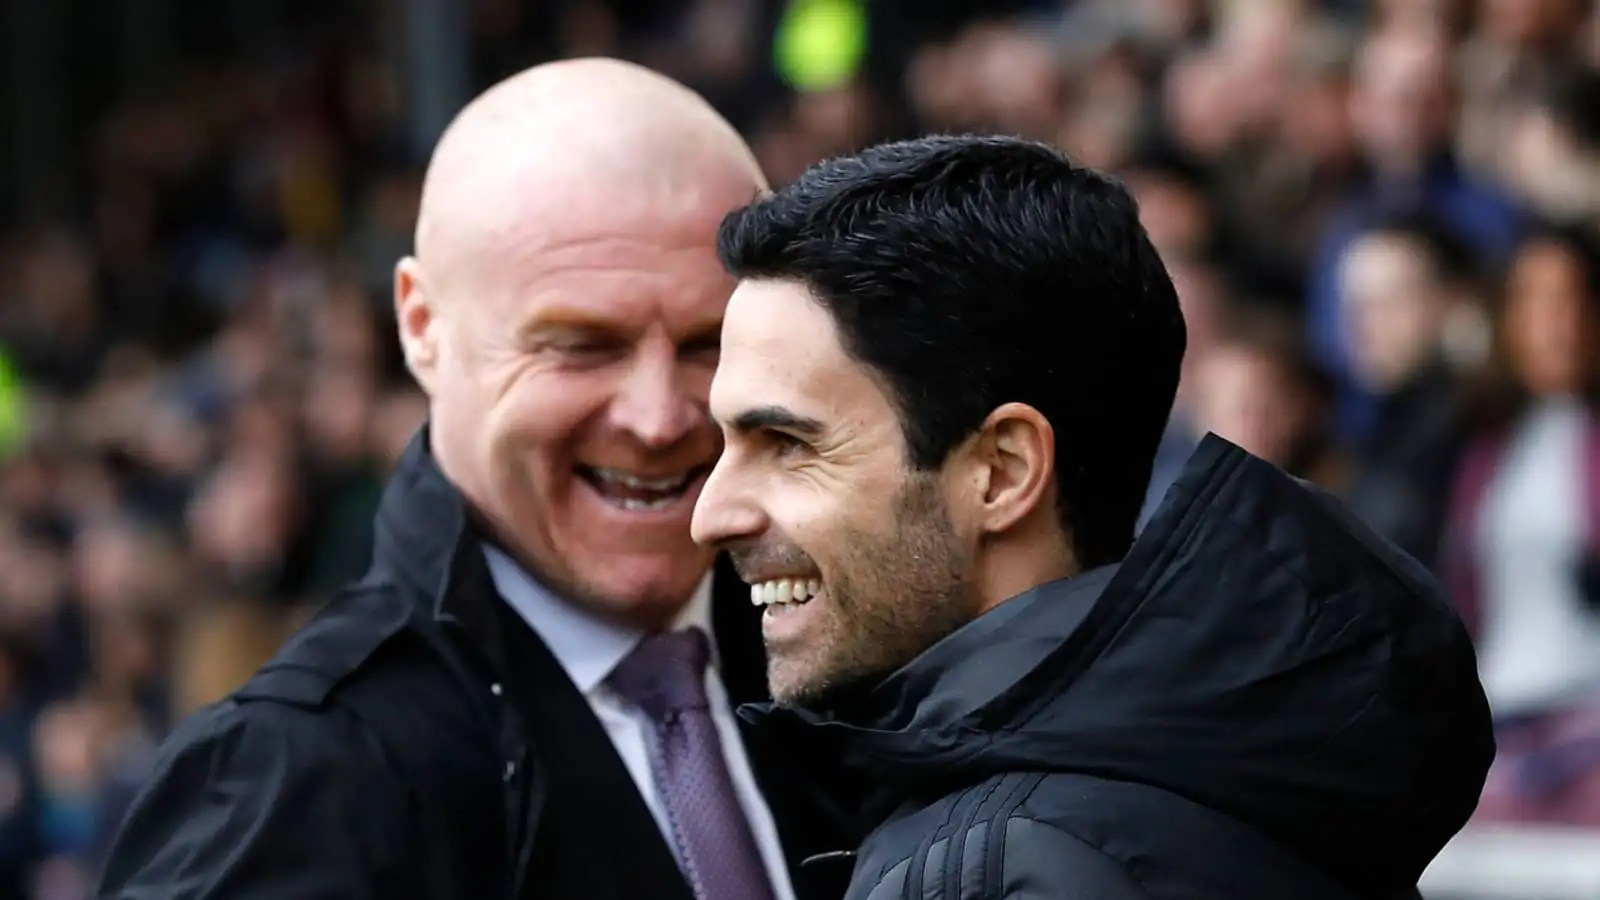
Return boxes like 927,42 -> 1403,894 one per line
95,431 -> 860,900
1343,362 -> 1464,572
746,435 -> 1495,900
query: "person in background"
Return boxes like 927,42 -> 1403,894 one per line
694,134 -> 1491,900
1505,63 -> 1600,229
1339,212 -> 1477,570
1445,223 -> 1600,826
1306,25 -> 1522,441
94,59 -> 857,900
1190,308 -> 1346,489
1457,0 -> 1591,185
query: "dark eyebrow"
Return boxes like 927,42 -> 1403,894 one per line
727,406 -> 825,438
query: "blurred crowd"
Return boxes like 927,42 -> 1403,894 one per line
0,0 -> 1598,897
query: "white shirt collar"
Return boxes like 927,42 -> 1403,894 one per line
482,543 -> 716,694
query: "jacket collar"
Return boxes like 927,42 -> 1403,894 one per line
371,425 -> 510,674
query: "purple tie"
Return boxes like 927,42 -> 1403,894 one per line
607,628 -> 779,900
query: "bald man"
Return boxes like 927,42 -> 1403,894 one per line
95,60 -> 861,900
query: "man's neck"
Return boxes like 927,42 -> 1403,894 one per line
976,539 -> 1077,615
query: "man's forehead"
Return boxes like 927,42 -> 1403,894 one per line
724,278 -> 828,333
714,280 -> 862,416
419,134 -> 762,300
438,186 -> 743,331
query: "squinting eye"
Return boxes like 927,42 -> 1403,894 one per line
768,431 -> 809,457
557,340 -> 626,358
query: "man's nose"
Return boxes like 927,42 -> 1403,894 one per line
690,454 -> 766,549
611,358 -> 705,449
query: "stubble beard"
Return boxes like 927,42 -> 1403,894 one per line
769,474 -> 980,710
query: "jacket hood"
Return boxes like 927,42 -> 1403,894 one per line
743,435 -> 1494,893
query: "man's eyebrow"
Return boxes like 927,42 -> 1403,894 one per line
517,315 -> 625,344
727,406 -> 826,437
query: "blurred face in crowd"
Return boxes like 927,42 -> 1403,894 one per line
1349,29 -> 1454,175
1340,232 -> 1451,393
909,25 -> 1060,138
1123,170 -> 1210,262
1192,342 -> 1317,467
1483,0 -> 1586,49
1214,2 -> 1300,124
693,281 -> 989,707
33,700 -> 103,850
1165,51 -> 1240,159
1505,239 -> 1598,397
1508,104 -> 1600,223
397,61 -> 765,630
1376,0 -> 1466,33
187,448 -> 299,588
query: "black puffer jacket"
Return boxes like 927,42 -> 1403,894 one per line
745,435 -> 1495,900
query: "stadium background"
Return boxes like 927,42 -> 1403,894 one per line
1,0 -> 1599,897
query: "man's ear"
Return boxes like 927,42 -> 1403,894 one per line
968,402 -> 1056,537
395,257 -> 440,393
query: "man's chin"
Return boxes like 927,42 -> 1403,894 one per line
767,658 -> 876,712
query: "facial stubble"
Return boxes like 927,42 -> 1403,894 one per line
770,473 -> 980,709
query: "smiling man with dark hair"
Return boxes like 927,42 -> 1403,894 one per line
692,134 -> 1494,900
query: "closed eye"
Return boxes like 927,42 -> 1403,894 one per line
765,430 -> 811,458
561,339 -> 626,354
550,340 -> 629,367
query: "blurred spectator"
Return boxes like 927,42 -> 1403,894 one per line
1458,0 -> 1590,185
1339,212 -> 1477,569
1505,64 -> 1600,228
2,233 -> 110,398
29,702 -> 102,896
1306,25 -> 1523,441
1189,308 -> 1345,489
1444,225 -> 1600,825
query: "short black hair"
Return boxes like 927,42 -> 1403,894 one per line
1362,208 -> 1481,288
717,135 -> 1186,568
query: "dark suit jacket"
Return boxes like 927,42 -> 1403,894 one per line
95,430 -> 862,900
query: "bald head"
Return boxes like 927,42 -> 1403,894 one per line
414,58 -> 764,277
395,60 -> 764,629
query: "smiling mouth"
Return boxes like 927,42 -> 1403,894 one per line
576,465 -> 708,512
749,576 -> 822,609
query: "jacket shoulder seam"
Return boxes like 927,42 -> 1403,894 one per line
975,773 -> 1045,897
903,779 -> 1007,900
1003,815 -> 1158,900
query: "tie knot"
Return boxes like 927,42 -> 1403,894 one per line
607,628 -> 713,718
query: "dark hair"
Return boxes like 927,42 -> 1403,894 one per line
1360,208 -> 1482,289
1465,220 -> 1600,434
1543,64 -> 1600,153
717,135 -> 1186,568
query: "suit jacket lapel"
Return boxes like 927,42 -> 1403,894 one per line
492,578 -> 693,900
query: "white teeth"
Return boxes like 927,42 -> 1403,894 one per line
749,578 -> 823,606
590,468 -> 692,491
586,467 -> 698,512
613,496 -> 678,511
